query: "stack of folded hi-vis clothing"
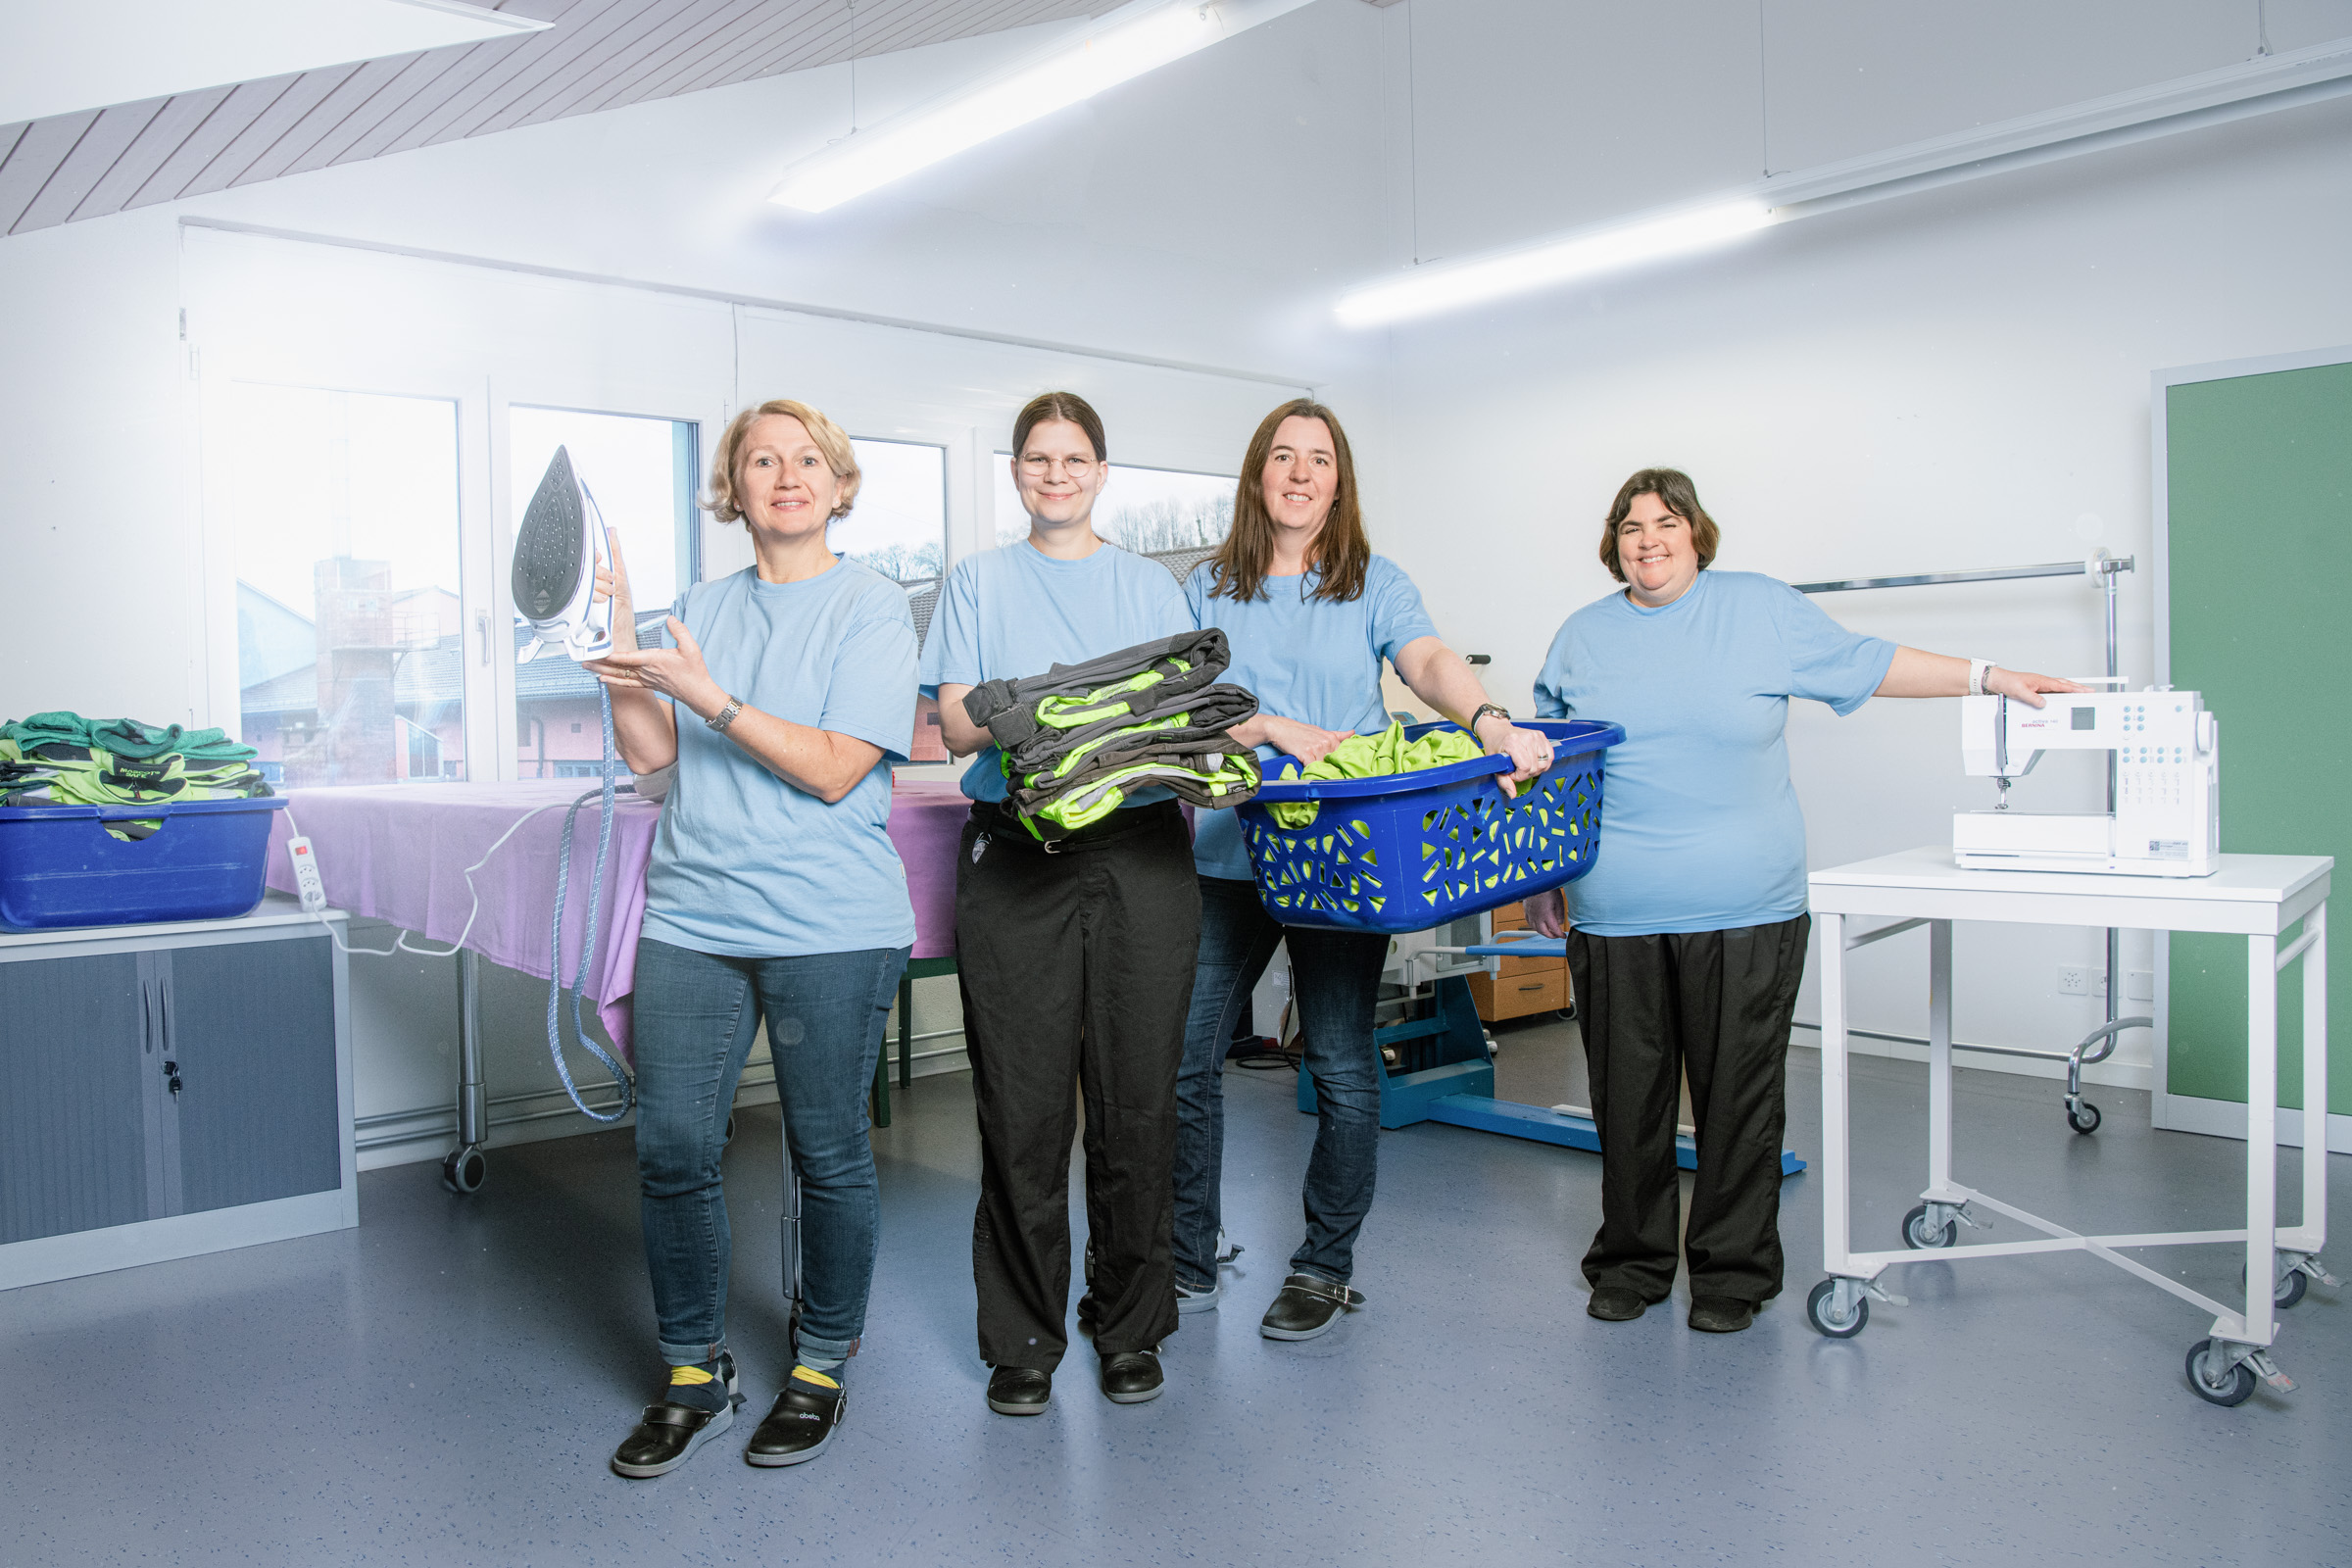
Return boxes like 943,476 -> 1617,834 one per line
1,712 -> 272,841
960,628 -> 1262,839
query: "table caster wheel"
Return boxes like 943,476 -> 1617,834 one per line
1806,1278 -> 1868,1339
2067,1102 -> 2101,1134
2242,1260 -> 2311,1309
2185,1341 -> 2257,1406
442,1145 -> 486,1196
1902,1204 -> 1956,1250
725,1111 -> 737,1146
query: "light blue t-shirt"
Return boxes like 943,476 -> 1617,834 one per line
642,561 -> 918,957
917,538 -> 1192,804
1533,569 -> 1895,938
1185,555 -> 1440,880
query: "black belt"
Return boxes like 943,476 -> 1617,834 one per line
970,797 -> 1183,855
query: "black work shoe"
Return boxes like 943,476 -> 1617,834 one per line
1587,1287 -> 1647,1322
986,1365 -> 1053,1416
1258,1273 -> 1365,1341
1076,1293 -> 1100,1332
745,1368 -> 847,1466
1099,1349 -> 1164,1404
1689,1295 -> 1755,1334
610,1354 -> 742,1478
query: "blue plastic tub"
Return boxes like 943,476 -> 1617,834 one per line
1235,718 -> 1624,934
0,797 -> 289,931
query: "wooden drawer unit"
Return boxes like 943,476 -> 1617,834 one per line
1470,903 -> 1572,1022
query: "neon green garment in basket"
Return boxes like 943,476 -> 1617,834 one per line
1269,720 -> 1517,828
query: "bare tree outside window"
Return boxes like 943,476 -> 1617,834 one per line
993,456 -> 1234,554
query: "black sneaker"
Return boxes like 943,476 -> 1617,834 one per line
744,1366 -> 848,1466
1587,1287 -> 1648,1322
1099,1349 -> 1164,1404
987,1365 -> 1053,1416
610,1353 -> 742,1479
1259,1273 -> 1364,1341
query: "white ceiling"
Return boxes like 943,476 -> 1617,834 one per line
0,0 -> 1116,236
0,1 -> 547,127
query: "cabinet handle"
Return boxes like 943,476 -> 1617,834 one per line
1516,983 -> 1544,993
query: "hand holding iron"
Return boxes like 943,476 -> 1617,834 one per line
584,531 -> 728,719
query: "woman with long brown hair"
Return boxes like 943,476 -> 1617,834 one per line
1176,399 -> 1553,1341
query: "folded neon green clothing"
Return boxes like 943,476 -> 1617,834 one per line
0,745 -> 271,841
1011,750 -> 1262,834
1268,721 -> 1514,829
3,712 -> 255,765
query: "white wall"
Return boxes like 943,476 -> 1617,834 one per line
1339,88 -> 2352,1084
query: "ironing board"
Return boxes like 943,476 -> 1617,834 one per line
263,777 -> 972,1188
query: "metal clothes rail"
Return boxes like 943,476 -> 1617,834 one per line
1796,549 -> 2142,1131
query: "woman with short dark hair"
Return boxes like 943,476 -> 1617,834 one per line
1526,466 -> 2080,1333
1177,398 -> 1553,1341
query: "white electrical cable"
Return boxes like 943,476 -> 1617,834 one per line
281,801 -> 568,959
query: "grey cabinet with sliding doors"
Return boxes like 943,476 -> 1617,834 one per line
0,897 -> 356,1290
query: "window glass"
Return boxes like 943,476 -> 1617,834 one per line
844,438 -> 950,762
840,438 -> 947,590
993,456 -> 1234,564
510,408 -> 697,779
228,385 -> 464,787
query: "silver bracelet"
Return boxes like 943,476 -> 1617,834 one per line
1968,659 -> 1994,697
706,695 -> 744,732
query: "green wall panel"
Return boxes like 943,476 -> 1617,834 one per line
2165,362 -> 2352,1111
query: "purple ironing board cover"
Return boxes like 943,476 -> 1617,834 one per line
264,777 -> 972,1058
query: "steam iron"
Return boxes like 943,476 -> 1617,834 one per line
512,445 -> 613,663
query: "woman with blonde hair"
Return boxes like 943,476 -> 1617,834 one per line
585,399 -> 917,1476
1177,398 -> 1553,1341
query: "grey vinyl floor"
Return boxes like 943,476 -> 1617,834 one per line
5,1014 -> 2348,1568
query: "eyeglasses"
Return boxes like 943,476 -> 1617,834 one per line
1020,454 -> 1096,478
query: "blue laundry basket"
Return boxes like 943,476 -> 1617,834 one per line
1235,718 -> 1624,934
0,797 -> 289,931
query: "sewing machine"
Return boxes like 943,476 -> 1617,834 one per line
1953,688 -> 2219,876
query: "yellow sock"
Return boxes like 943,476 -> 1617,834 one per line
790,1365 -> 840,1391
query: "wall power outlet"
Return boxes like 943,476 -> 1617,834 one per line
2057,964 -> 2089,996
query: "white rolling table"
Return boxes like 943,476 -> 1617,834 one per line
1806,847 -> 2334,1406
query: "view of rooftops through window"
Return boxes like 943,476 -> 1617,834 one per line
230,384 -> 466,789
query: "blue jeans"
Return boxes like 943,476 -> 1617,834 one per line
631,936 -> 909,1367
1173,876 -> 1389,1290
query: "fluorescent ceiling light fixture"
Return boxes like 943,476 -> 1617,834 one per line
770,0 -> 1310,214
1335,202 -> 1775,329
0,0 -> 547,125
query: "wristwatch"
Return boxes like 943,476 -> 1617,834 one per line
707,695 -> 745,733
1470,703 -> 1512,732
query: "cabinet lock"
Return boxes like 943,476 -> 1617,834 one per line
163,1059 -> 183,1096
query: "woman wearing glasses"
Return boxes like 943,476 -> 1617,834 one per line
921,391 -> 1200,1415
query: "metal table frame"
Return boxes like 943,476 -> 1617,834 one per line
1809,847 -> 2333,1403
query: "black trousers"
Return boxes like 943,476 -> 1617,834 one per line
956,800 -> 1200,1370
1565,915 -> 1809,1304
